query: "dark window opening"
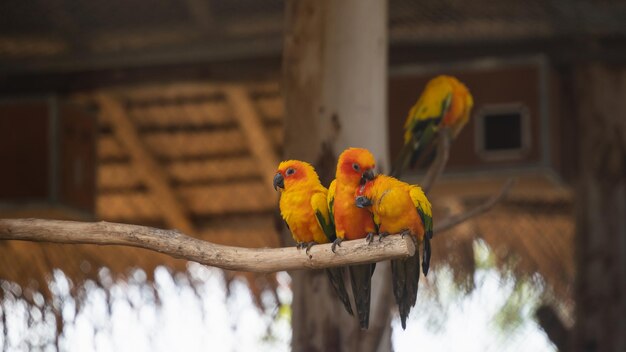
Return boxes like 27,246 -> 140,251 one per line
483,113 -> 522,151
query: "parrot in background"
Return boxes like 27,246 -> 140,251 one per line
391,75 -> 474,178
273,160 -> 353,316
329,147 -> 378,330
355,174 -> 433,330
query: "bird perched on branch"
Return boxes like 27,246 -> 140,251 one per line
274,160 -> 353,316
391,75 -> 473,177
355,174 -> 433,330
329,148 -> 378,329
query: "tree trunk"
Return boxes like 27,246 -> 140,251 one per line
573,64 -> 626,352
283,0 -> 391,351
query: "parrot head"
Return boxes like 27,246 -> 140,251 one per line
273,160 -> 319,192
336,148 -> 377,186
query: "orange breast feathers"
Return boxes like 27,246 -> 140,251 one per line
334,183 -> 377,240
276,160 -> 331,245
332,148 -> 378,241
356,175 -> 426,241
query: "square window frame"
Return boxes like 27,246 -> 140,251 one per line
474,103 -> 532,162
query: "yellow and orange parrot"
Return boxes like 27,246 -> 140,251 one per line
391,75 -> 473,177
273,160 -> 353,316
328,148 -> 378,329
355,174 -> 433,329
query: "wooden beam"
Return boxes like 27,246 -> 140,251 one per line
224,85 -> 279,199
94,94 -> 196,235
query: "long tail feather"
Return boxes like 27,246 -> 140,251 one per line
391,249 -> 420,330
325,268 -> 353,316
349,264 -> 375,330
422,237 -> 431,276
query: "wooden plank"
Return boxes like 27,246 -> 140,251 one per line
98,157 -> 260,189
180,182 -> 275,215
97,192 -> 162,221
95,94 -> 195,234
98,181 -> 274,221
98,125 -> 283,160
108,82 -> 280,102
254,95 -> 284,123
224,85 -> 280,200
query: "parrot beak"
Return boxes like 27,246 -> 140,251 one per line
355,196 -> 373,208
360,169 -> 376,185
273,173 -> 285,191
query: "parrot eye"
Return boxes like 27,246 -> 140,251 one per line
286,168 -> 296,176
352,163 -> 360,172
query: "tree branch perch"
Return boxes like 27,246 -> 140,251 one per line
0,219 -> 415,273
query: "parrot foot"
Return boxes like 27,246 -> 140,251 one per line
378,232 -> 390,242
399,229 -> 411,238
295,242 -> 303,250
331,238 -> 343,253
304,242 -> 317,255
365,232 -> 377,244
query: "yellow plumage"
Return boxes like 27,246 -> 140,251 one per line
392,75 -> 473,177
356,174 -> 433,330
404,75 -> 473,142
274,159 -> 354,316
275,160 -> 331,245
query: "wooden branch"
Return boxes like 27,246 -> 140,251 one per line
0,219 -> 415,273
95,94 -> 196,235
421,128 -> 451,194
433,179 -> 515,234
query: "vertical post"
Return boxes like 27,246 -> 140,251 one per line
283,0 -> 390,351
573,64 -> 626,352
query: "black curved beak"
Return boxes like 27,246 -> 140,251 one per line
355,195 -> 373,208
360,169 -> 376,185
273,173 -> 284,191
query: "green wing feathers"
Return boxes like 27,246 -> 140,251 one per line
410,186 -> 433,276
311,192 -> 336,242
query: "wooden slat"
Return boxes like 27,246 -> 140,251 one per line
109,82 -> 279,102
95,94 -> 195,234
98,125 -> 283,160
98,181 -> 274,221
97,192 -> 162,221
225,86 -> 280,201
180,182 -> 275,215
254,95 -> 284,123
98,157 -> 260,189
129,102 -> 234,128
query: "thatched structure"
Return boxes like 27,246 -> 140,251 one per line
0,81 -> 574,317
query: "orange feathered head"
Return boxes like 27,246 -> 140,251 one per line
336,148 -> 377,185
273,160 -> 319,192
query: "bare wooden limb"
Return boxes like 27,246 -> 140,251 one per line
433,179 -> 515,234
95,94 -> 195,235
0,219 -> 415,273
421,128 -> 452,194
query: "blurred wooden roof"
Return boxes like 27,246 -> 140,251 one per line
2,0 -> 626,74
0,80 -> 574,308
0,81 -> 284,299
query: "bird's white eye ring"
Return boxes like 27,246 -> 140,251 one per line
352,163 -> 360,171
286,168 -> 296,176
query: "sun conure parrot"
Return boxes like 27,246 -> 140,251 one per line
391,75 -> 473,177
355,174 -> 433,330
273,160 -> 353,316
328,147 -> 378,330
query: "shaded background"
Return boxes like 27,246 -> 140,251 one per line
1,0 -> 625,351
